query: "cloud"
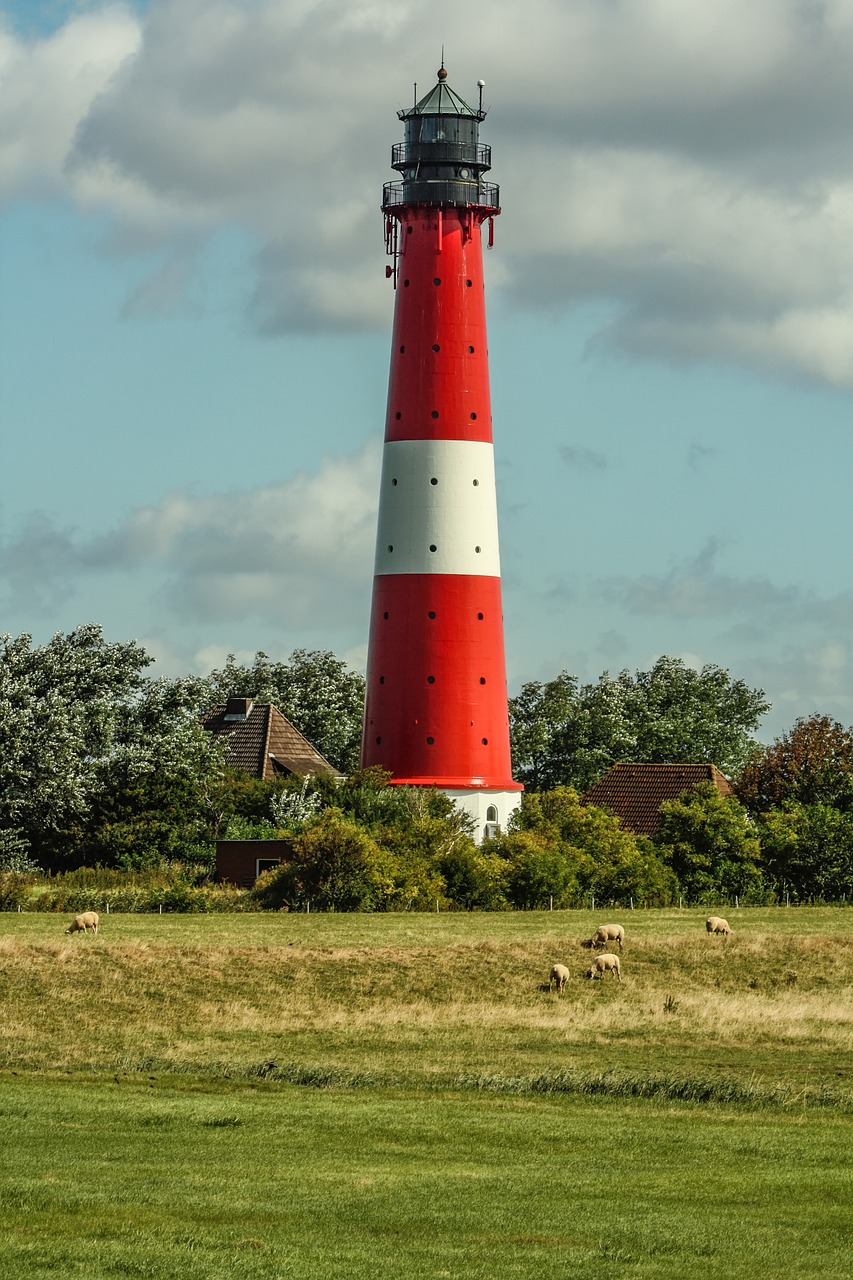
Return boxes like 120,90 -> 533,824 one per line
597,539 -> 853,647
730,641 -> 853,734
0,5 -> 140,200
599,539 -> 812,623
559,443 -> 608,472
0,438 -> 381,625
6,2 -> 853,379
687,440 -> 716,470
0,512 -> 79,612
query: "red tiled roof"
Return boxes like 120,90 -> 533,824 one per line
581,762 -> 732,835
201,702 -> 338,781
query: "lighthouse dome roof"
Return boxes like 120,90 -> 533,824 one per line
399,67 -> 485,121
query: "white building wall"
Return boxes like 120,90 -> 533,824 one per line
442,788 -> 523,844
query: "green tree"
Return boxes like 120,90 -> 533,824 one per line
510,657 -> 768,791
0,626 -> 152,867
273,809 -> 394,911
435,841 -> 509,910
757,803 -> 853,901
653,782 -> 763,901
495,829 -> 580,910
508,673 -> 581,791
85,678 -> 226,870
737,714 -> 853,813
510,787 -> 676,906
193,649 -> 365,773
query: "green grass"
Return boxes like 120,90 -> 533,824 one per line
5,903 -> 848,946
2,1076 -> 851,1279
2,908 -> 851,1276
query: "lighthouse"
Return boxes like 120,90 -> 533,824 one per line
361,64 -> 522,840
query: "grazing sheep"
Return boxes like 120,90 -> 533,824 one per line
588,923 -> 625,952
706,916 -> 732,936
549,963 -> 570,994
585,953 -> 621,981
65,911 -> 99,936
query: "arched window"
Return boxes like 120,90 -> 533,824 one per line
486,805 -> 498,823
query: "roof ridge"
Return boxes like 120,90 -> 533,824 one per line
261,703 -> 274,774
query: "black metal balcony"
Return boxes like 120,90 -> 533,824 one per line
391,141 -> 491,170
382,179 -> 500,212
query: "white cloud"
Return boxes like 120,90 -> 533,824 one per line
0,438 -> 381,625
0,5 -> 140,200
6,1 -> 853,376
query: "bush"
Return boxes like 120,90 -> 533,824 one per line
511,787 -> 676,907
0,871 -> 35,910
435,842 -> 509,911
265,809 -> 395,912
653,783 -> 763,902
492,830 -> 580,910
758,803 -> 853,902
1,864 -> 257,913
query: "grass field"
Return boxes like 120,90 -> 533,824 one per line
2,907 -> 852,1276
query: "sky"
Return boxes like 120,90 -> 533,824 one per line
3,0 -> 853,744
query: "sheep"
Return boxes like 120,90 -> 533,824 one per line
549,963 -> 570,994
587,923 -> 625,952
65,911 -> 99,936
706,916 -> 732,936
585,953 -> 621,981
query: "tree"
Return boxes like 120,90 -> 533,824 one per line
434,842 -> 509,911
510,787 -> 676,906
508,672 -> 581,791
653,782 -> 763,902
494,829 -> 580,910
0,627 -> 152,867
757,803 -> 853,902
510,657 -> 769,791
737,714 -> 853,813
192,649 -> 365,773
85,678 -> 227,870
272,809 -> 394,911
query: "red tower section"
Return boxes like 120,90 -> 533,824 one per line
361,68 -> 521,830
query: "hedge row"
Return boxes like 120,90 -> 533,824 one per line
0,872 -> 256,914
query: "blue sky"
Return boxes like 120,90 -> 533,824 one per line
3,0 -> 853,743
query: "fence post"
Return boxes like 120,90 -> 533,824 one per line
159,903 -> 162,914
735,895 -> 739,909
630,897 -> 634,910
550,895 -> 553,911
591,896 -> 595,913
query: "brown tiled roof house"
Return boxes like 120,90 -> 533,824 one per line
581,762 -> 733,835
201,698 -> 339,781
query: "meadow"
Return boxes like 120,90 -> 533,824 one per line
2,907 -> 852,1277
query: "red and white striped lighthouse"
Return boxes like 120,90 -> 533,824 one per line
361,65 -> 522,839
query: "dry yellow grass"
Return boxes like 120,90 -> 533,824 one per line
2,909 -> 851,1091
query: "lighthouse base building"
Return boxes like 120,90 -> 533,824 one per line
361,66 -> 522,843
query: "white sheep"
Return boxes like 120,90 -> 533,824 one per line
585,952 -> 621,981
589,923 -> 625,951
549,963 -> 570,994
65,911 -> 99,936
706,916 -> 732,936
